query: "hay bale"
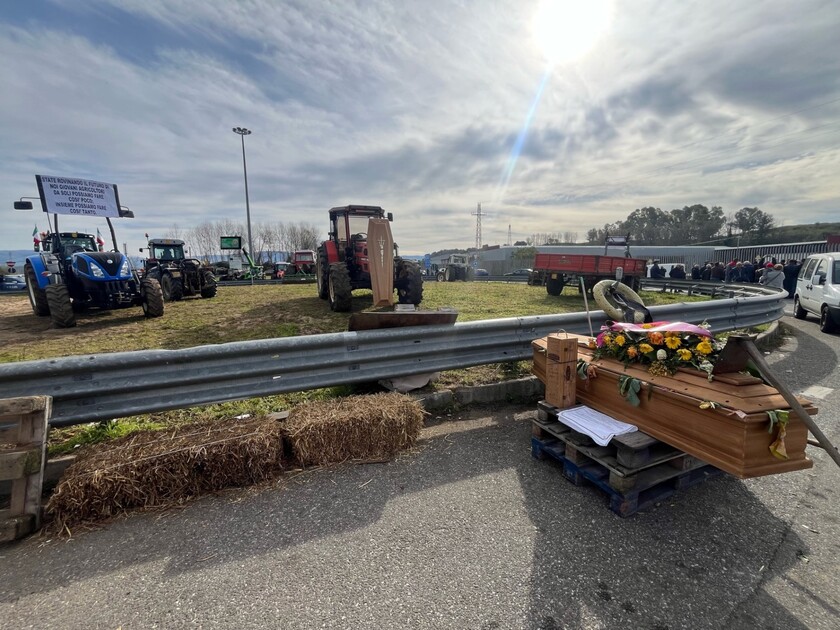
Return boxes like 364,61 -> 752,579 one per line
46,417 -> 283,531
284,392 -> 424,466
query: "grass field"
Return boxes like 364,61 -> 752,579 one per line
0,281 -> 707,454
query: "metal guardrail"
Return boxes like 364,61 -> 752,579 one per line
0,282 -> 787,427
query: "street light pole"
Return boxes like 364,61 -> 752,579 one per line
232,126 -> 254,281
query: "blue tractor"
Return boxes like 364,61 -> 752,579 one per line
24,230 -> 164,328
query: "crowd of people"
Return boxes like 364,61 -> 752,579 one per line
648,257 -> 802,298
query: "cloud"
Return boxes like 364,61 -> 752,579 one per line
2,0 -> 839,254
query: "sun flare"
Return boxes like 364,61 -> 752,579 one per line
532,0 -> 613,64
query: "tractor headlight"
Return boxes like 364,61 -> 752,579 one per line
89,262 -> 105,278
119,259 -> 131,277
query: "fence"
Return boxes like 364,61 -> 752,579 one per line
0,281 -> 787,428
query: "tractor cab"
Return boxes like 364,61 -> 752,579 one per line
146,239 -> 186,263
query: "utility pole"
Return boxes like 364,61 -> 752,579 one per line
508,224 -> 512,247
471,202 -> 486,250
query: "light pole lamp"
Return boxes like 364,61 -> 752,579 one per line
232,126 -> 254,268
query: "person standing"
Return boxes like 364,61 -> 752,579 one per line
742,259 -> 755,283
701,263 -> 712,281
710,262 -> 725,282
669,264 -> 686,280
759,263 -> 785,290
691,264 -> 702,280
783,259 -> 799,298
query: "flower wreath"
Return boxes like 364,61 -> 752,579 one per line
590,320 -> 725,377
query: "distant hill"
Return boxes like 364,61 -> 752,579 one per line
761,222 -> 840,244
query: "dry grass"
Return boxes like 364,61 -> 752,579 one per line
45,416 -> 284,532
285,392 -> 425,466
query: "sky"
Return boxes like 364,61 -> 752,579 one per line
2,0 -> 839,255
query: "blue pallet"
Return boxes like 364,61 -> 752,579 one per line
531,436 -> 723,517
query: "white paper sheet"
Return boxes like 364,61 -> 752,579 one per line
556,405 -> 637,447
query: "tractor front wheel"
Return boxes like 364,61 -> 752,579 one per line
396,260 -> 424,306
141,278 -> 165,318
25,264 -> 50,316
316,247 -> 330,299
45,284 -> 76,328
200,270 -> 218,298
328,263 -> 352,312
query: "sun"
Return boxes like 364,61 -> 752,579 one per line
532,0 -> 613,65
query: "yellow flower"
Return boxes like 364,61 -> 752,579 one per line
639,343 -> 654,354
614,334 -> 626,347
696,340 -> 713,355
665,336 -> 682,349
677,348 -> 692,361
627,346 -> 638,358
588,338 -> 597,349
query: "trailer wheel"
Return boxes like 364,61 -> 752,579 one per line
546,276 -> 565,296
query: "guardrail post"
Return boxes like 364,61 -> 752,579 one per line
0,396 -> 52,541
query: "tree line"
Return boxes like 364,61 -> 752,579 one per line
165,219 -> 320,263
585,205 -> 776,247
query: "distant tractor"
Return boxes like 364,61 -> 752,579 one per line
316,205 -> 423,312
281,250 -> 318,284
141,238 -> 217,301
437,254 -> 473,282
24,231 -> 163,328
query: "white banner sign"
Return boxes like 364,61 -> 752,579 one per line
36,175 -> 121,218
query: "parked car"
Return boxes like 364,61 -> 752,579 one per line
0,275 -> 26,291
793,253 -> 840,333
504,268 -> 533,277
474,268 -> 489,277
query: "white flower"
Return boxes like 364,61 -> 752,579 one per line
656,349 -> 667,361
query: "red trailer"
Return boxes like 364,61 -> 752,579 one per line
532,252 -> 647,295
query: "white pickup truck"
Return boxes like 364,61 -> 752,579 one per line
794,252 -> 840,333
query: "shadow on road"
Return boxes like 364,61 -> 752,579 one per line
0,405 -> 812,629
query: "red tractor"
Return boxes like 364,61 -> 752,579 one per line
316,205 -> 423,312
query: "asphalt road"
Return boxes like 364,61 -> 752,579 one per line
1,312 -> 838,630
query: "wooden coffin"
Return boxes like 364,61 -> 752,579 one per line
532,335 -> 816,479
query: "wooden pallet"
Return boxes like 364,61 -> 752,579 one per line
534,401 -> 699,484
530,432 -> 724,517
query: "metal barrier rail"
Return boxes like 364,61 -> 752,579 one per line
0,282 -> 787,427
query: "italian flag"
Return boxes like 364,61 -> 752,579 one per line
32,225 -> 39,245
96,228 -> 105,248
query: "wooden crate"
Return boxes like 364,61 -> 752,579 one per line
1,397 -> 51,542
532,335 -> 816,479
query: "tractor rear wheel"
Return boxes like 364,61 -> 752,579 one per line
200,270 -> 218,298
141,278 -> 165,318
316,246 -> 330,299
437,271 -> 446,282
161,274 -> 183,302
396,260 -> 423,306
25,264 -> 50,316
45,284 -> 76,328
328,263 -> 352,312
